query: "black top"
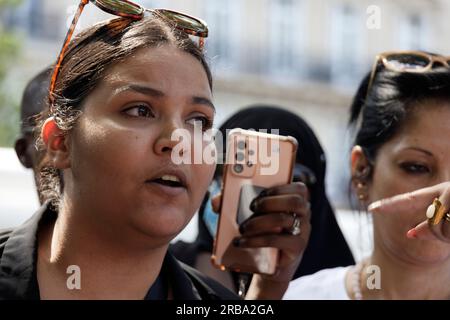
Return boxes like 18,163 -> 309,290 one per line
0,203 -> 238,300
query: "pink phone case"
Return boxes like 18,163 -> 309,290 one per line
211,128 -> 298,275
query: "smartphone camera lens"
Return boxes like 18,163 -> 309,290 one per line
233,164 -> 244,173
237,140 -> 246,150
248,149 -> 255,156
235,152 -> 245,162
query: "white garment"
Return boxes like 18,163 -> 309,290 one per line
283,266 -> 352,300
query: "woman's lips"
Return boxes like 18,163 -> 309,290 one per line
145,180 -> 187,197
145,170 -> 188,197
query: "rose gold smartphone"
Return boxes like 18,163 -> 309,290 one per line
211,128 -> 298,275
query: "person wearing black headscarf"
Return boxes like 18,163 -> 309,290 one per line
170,105 -> 355,291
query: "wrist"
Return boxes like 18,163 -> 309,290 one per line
245,274 -> 290,300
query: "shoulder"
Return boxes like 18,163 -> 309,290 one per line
0,228 -> 13,260
283,266 -> 351,300
169,241 -> 198,267
180,262 -> 240,300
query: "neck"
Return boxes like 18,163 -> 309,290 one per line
37,199 -> 168,299
360,246 -> 450,300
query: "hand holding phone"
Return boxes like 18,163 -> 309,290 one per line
211,129 -> 298,275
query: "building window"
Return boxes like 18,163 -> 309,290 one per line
3,0 -> 34,31
5,0 -> 67,40
330,4 -> 363,87
204,1 -> 240,74
268,0 -> 305,81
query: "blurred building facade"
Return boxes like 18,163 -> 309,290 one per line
1,0 -> 448,207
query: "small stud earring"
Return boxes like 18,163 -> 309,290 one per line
356,181 -> 367,201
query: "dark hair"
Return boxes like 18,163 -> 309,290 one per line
20,67 -> 52,132
37,16 -> 212,206
349,61 -> 450,179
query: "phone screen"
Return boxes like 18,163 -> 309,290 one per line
236,184 -> 265,225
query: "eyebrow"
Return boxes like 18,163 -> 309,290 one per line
116,84 -> 164,98
403,147 -> 433,157
193,96 -> 216,112
115,84 -> 215,112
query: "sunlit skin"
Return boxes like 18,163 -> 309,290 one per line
349,100 -> 450,299
37,45 -> 216,299
67,46 -> 215,245
37,44 -> 311,300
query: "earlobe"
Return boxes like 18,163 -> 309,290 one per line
351,146 -> 371,202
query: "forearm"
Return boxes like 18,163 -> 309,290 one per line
245,274 -> 289,300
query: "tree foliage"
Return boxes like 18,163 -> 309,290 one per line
0,0 -> 22,147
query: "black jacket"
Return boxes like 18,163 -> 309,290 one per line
0,204 -> 238,300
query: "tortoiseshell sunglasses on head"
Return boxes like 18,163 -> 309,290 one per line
365,50 -> 450,102
48,0 -> 208,108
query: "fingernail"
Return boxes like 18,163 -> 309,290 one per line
406,228 -> 417,239
368,201 -> 381,212
232,238 -> 241,247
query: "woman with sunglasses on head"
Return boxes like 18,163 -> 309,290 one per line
171,105 -> 354,295
0,0 -> 310,300
284,51 -> 450,300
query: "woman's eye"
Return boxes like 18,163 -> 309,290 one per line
400,162 -> 430,174
186,116 -> 213,130
123,104 -> 154,118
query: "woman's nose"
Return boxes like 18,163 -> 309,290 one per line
153,120 -> 184,156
